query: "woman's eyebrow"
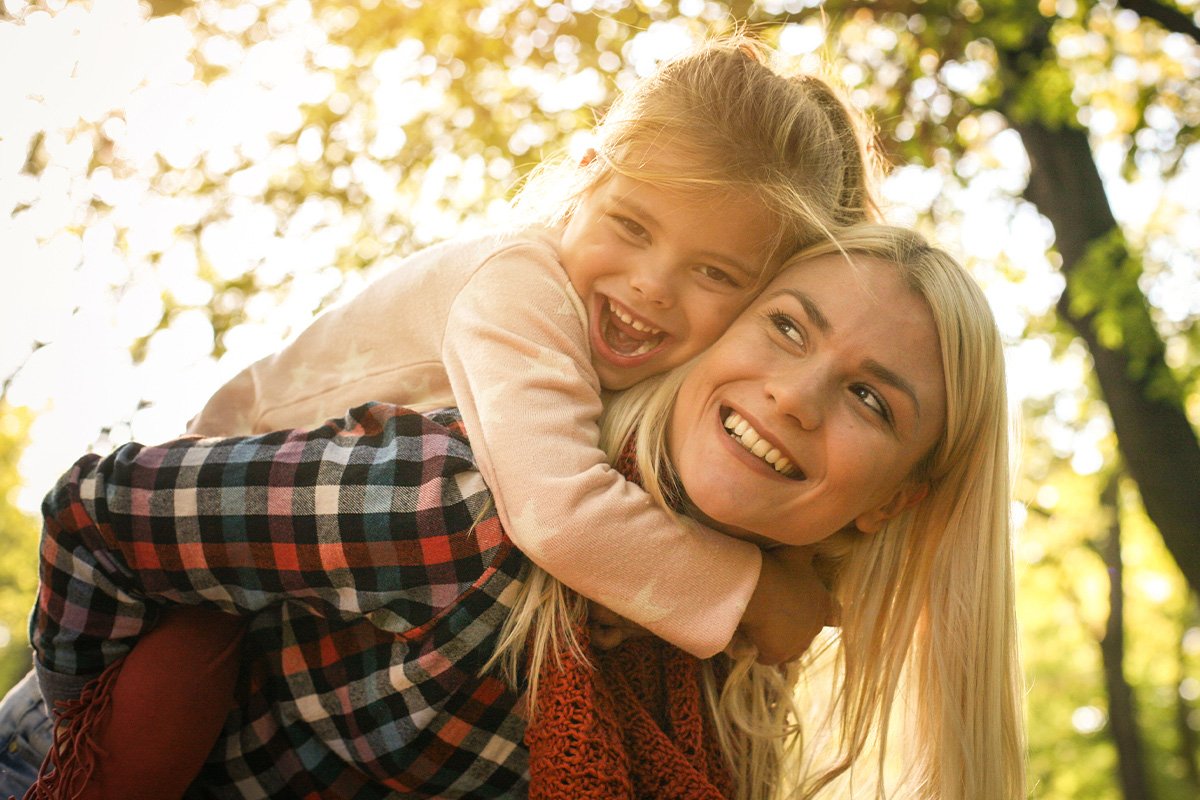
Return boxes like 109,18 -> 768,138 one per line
864,359 -> 922,423
766,288 -> 831,333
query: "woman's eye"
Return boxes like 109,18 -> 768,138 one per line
767,311 -> 805,348
851,384 -> 892,422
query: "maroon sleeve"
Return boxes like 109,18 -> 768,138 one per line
30,607 -> 245,800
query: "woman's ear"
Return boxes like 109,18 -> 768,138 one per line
579,147 -> 598,167
853,483 -> 930,534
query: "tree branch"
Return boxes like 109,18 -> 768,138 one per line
1098,474 -> 1156,800
1116,0 -> 1200,42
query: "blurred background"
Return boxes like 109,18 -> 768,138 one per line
1,0 -> 1197,796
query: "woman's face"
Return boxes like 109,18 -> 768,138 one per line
668,253 -> 947,546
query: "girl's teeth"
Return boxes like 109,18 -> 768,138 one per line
721,412 -> 798,477
601,300 -> 666,357
608,301 -> 662,334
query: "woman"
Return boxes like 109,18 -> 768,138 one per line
19,225 -> 1024,798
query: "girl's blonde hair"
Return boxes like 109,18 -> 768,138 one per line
513,34 -> 882,284
491,224 -> 1025,799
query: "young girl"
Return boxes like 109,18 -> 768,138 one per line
182,35 -> 877,660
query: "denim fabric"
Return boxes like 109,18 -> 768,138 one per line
0,670 -> 51,798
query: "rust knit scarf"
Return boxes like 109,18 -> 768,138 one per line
524,626 -> 734,800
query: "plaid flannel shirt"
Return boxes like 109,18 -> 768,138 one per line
33,403 -> 532,799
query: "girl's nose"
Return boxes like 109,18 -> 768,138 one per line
629,258 -> 674,307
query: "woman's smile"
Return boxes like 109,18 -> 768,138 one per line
719,407 -> 803,480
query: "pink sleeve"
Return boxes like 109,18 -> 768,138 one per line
185,239 -> 466,438
442,243 -> 762,658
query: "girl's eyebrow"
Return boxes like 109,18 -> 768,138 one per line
611,195 -> 759,281
764,288 -> 923,423
611,195 -> 658,227
610,195 -> 659,227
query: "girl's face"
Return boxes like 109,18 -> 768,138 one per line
559,167 -> 783,390
667,253 -> 947,546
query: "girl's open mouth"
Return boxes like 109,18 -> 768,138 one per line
593,296 -> 668,362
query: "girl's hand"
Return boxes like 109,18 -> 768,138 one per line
737,546 -> 837,665
587,602 -> 652,650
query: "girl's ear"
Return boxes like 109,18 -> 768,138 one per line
579,148 -> 598,167
853,483 -> 929,534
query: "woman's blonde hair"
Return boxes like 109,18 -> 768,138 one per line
788,225 -> 1025,799
491,224 -> 1025,799
512,34 -> 882,283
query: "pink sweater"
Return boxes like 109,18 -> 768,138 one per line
188,226 -> 761,657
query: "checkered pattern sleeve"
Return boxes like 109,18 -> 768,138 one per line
32,403 -> 503,677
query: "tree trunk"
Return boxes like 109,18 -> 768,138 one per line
1175,596 -> 1200,792
1099,475 -> 1155,800
1016,119 -> 1200,596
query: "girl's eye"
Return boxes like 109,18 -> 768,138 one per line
851,384 -> 892,424
765,311 -> 805,349
698,265 -> 740,287
612,215 -> 648,240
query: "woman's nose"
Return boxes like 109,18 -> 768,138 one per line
766,370 -> 825,431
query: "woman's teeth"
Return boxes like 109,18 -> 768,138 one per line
722,411 -> 798,477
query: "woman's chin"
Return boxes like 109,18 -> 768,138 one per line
678,494 -> 776,548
